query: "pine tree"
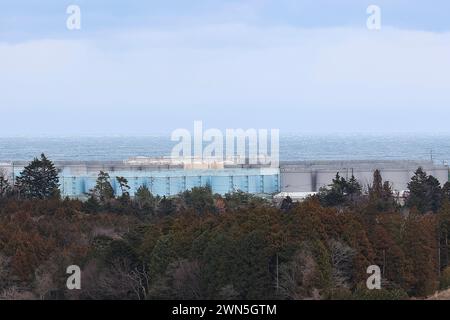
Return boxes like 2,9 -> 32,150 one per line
382,181 -> 393,200
135,185 -> 156,211
280,196 -> 294,212
181,186 -> 215,214
346,174 -> 362,201
91,171 -> 115,203
444,182 -> 450,202
318,173 -> 346,207
368,170 -> 396,212
116,176 -> 130,202
15,153 -> 60,199
406,167 -> 429,213
406,167 -> 442,213
319,173 -> 361,207
426,175 -> 442,213
157,196 -> 176,215
369,169 -> 383,200
0,172 -> 11,198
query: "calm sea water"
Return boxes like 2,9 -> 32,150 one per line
0,134 -> 449,163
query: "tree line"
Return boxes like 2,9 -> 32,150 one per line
0,154 -> 450,300
315,167 -> 450,214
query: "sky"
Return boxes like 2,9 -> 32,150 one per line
1,1 -> 450,135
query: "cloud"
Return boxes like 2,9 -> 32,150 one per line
0,24 -> 449,134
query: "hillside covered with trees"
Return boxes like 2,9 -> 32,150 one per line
0,154 -> 450,300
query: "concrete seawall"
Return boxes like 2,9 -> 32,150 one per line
280,160 -> 449,193
0,161 -> 280,198
0,160 -> 448,198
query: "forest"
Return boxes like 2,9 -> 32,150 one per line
1,154 -> 450,300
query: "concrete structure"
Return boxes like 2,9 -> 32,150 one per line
280,160 -> 449,194
0,160 -> 280,198
0,159 -> 448,198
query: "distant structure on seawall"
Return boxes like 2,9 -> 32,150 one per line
280,160 -> 449,201
0,157 -> 280,198
0,158 -> 448,199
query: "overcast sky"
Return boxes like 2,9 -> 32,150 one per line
1,1 -> 450,135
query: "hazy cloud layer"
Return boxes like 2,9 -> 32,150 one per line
0,1 -> 449,134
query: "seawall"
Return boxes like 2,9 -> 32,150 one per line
0,160 -> 448,198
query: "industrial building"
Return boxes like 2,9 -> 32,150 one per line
281,160 -> 449,191
0,159 -> 448,199
0,158 -> 280,198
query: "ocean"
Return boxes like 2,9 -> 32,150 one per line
0,133 -> 449,163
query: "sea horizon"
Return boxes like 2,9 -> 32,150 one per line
0,133 -> 449,163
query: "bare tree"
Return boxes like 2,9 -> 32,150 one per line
33,256 -> 59,300
328,239 -> 355,288
34,265 -> 56,300
87,258 -> 151,300
0,286 -> 36,300
278,248 -> 318,300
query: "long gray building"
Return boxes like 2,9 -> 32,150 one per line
280,160 -> 449,193
0,159 -> 448,198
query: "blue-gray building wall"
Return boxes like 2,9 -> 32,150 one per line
1,162 -> 280,198
59,169 -> 280,197
2,160 -> 448,199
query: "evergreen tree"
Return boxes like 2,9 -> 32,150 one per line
15,153 -> 60,199
224,191 -> 267,210
157,196 -> 176,215
369,170 -> 383,200
0,172 -> 11,198
116,176 -> 130,202
406,167 -> 428,213
443,182 -> 450,202
135,185 -> 156,212
233,231 -> 273,299
346,174 -> 362,201
91,171 -> 115,203
319,173 -> 361,207
280,196 -> 294,212
406,167 -> 442,213
181,186 -> 215,214
83,195 -> 101,213
318,173 -> 346,207
426,175 -> 443,213
368,170 -> 396,212
382,181 -> 393,200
